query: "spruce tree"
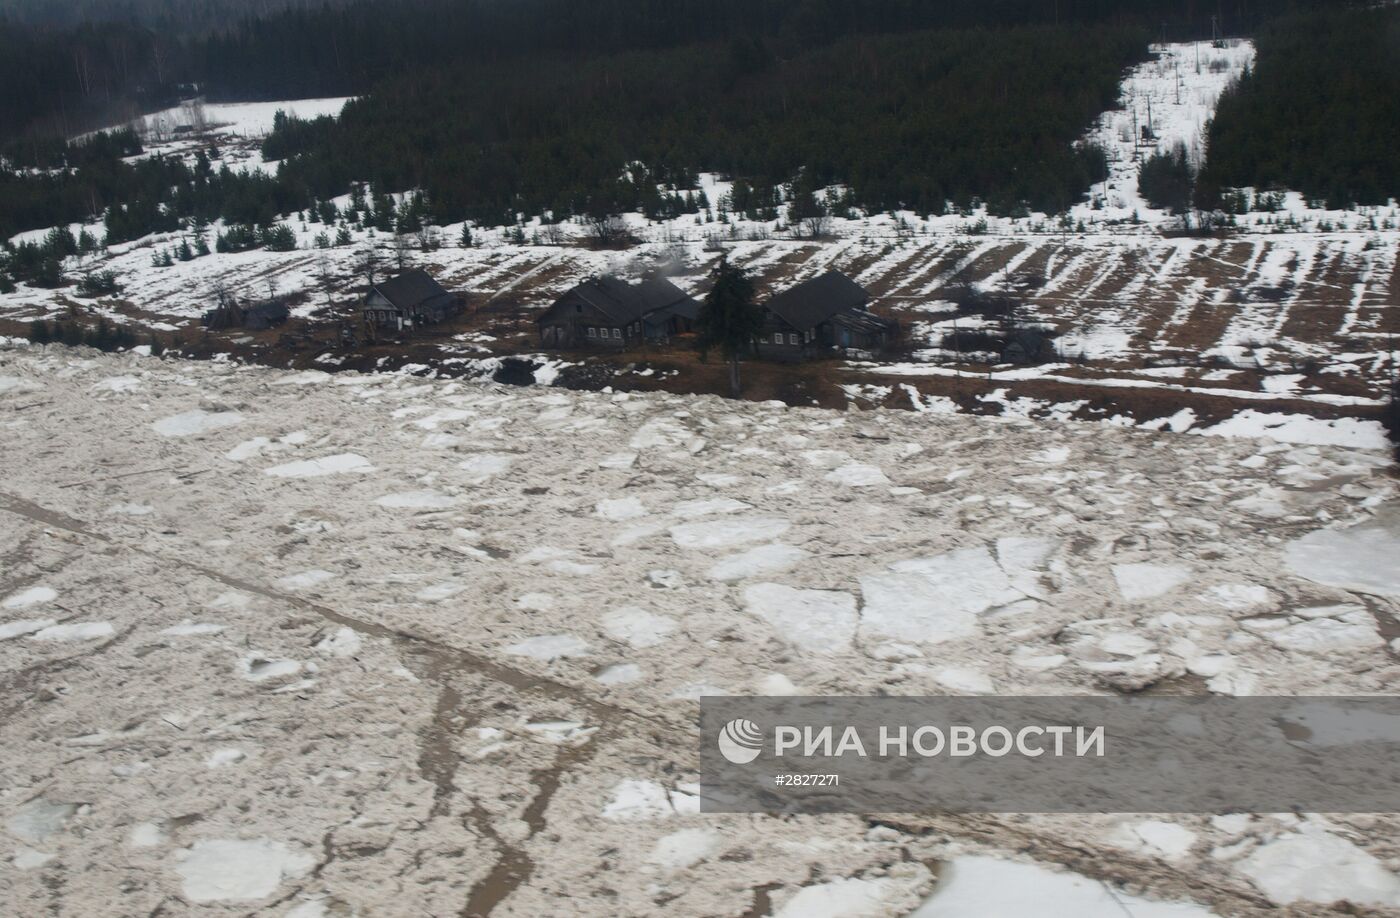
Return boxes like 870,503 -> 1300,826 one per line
695,257 -> 763,398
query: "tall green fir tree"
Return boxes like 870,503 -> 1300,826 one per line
696,257 -> 763,398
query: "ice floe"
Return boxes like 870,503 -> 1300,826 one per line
825,463 -> 891,487
6,799 -> 78,843
860,547 -> 1021,645
594,663 -> 643,685
376,490 -> 456,509
152,409 -> 244,437
743,583 -> 858,653
315,627 -> 362,658
776,871 -> 931,918
596,497 -> 647,521
415,581 -> 466,602
669,517 -> 791,550
1237,827 -> 1400,907
1112,563 -> 1190,601
29,622 -> 115,641
458,453 -> 514,480
707,544 -> 810,582
1285,511 -> 1400,598
602,607 -> 677,649
276,570 -> 336,591
912,855 -> 1216,917
646,827 -> 721,872
238,653 -> 302,682
264,453 -> 373,477
2,586 -> 57,609
505,634 -> 590,662
173,838 -> 315,903
0,619 -> 57,640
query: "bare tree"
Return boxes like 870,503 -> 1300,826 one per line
587,213 -> 627,247
415,225 -> 441,252
392,231 -> 411,270
540,221 -> 566,246
356,245 -> 379,287
799,211 -> 831,240
316,251 -> 336,310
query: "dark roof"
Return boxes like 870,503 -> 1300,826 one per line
765,271 -> 870,331
370,269 -> 455,313
646,296 -> 700,324
543,275 -> 695,325
248,299 -> 289,318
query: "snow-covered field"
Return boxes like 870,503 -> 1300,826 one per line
2,344 -> 1398,914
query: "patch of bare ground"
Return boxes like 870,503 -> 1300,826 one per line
860,249 -> 941,299
829,244 -> 894,284
1084,249 -> 1150,303
1297,247 -> 1354,307
1351,304 -> 1399,336
1209,241 -> 1260,284
1148,300 -> 1223,354
964,242 -> 1031,283
1279,303 -> 1350,342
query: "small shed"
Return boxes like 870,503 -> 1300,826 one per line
1001,328 -> 1054,364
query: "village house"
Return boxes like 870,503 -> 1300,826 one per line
200,294 -> 290,331
537,276 -> 699,349
363,269 -> 464,332
756,271 -> 895,360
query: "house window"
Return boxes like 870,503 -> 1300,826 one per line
612,328 -> 621,338
587,327 -> 597,337
789,334 -> 799,345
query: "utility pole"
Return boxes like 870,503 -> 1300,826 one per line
1131,97 -> 1140,162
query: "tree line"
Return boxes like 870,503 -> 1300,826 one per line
0,0 -> 1360,143
273,24 -> 1141,225
1194,5 -> 1400,210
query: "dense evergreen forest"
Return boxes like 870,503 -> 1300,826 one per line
0,0 -> 1388,257
1195,5 -> 1400,210
0,0 -> 345,29
0,0 -> 1357,141
272,25 -> 1140,225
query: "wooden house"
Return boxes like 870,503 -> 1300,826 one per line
201,295 -> 290,331
363,269 -> 463,331
756,271 -> 895,360
537,276 -> 698,349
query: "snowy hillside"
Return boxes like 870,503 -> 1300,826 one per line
1075,40 -> 1256,222
1,39 -> 1396,451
